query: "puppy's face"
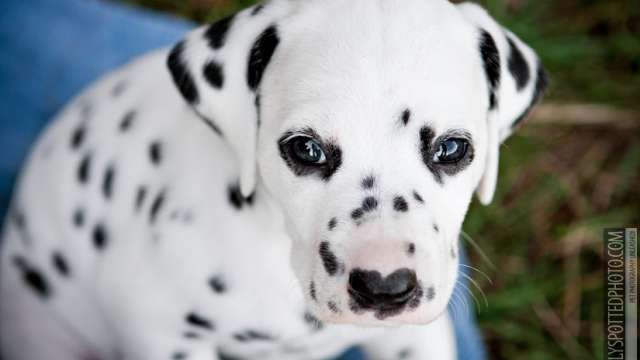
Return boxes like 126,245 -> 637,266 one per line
169,0 -> 546,326
257,0 -> 488,325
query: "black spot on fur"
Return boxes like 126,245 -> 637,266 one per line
393,196 -> 409,212
185,312 -> 214,331
70,125 -> 86,150
450,246 -> 456,259
208,276 -> 227,294
412,191 -> 424,204
327,301 -> 340,313
361,175 -> 375,189
217,349 -> 244,360
407,243 -> 415,256
111,80 -> 127,97
233,330 -> 274,342
119,110 -> 136,132
183,332 -> 200,339
418,126 -> 442,184
309,281 -> 317,301
426,286 -> 436,301
327,217 -> 337,231
507,36 -> 530,91
303,312 -> 324,331
135,185 -> 147,211
319,242 -> 339,276
398,348 -> 412,359
172,352 -> 187,360
102,165 -> 115,200
204,14 -> 235,50
512,62 -> 548,129
247,25 -> 279,91
13,256 -> 51,299
400,109 -> 411,126
433,223 -> 439,233
251,4 -> 264,16
77,153 -> 92,184
150,190 -> 166,224
73,208 -> 85,227
351,208 -> 364,220
227,183 -> 254,210
52,252 -> 70,278
167,41 -> 199,104
362,197 -> 378,212
92,223 -> 108,250
149,141 -> 162,166
203,60 -> 224,89
479,30 -> 501,110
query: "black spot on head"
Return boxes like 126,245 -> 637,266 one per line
400,108 -> 411,126
217,349 -> 243,360
183,332 -> 200,339
361,196 -> 378,212
303,312 -> 324,331
507,36 -> 530,91
77,153 -> 92,184
247,25 -> 279,91
407,243 -> 416,256
450,245 -> 456,259
309,281 -> 317,301
70,124 -> 86,150
433,223 -> 439,233
73,208 -> 85,227
203,60 -> 224,89
233,330 -> 274,342
398,348 -> 412,359
393,196 -> 409,212
92,223 -> 108,250
150,190 -> 166,224
512,62 -> 549,129
412,191 -> 424,204
327,217 -> 337,231
479,30 -> 501,110
52,252 -> 70,278
251,4 -> 264,16
319,242 -> 339,276
426,286 -> 436,301
172,351 -> 187,360
102,165 -> 116,200
185,312 -> 214,331
119,110 -> 136,132
227,183 -> 254,210
327,301 -> 340,313
351,208 -> 364,221
204,14 -> 235,50
149,141 -> 163,166
419,126 -> 443,184
208,276 -> 227,294
167,41 -> 199,104
361,175 -> 375,189
13,256 -> 51,299
135,185 -> 147,211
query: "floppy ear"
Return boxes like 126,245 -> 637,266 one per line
167,2 -> 291,197
457,3 -> 548,205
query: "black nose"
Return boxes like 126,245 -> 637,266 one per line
348,268 -> 418,309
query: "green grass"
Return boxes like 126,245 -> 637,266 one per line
124,1 -> 640,358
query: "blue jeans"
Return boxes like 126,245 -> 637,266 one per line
0,1 -> 486,359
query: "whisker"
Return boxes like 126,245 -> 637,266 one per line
460,272 -> 489,308
459,263 -> 493,284
457,279 -> 482,313
460,230 -> 496,270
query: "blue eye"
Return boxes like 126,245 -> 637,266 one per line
290,137 -> 327,165
433,138 -> 468,163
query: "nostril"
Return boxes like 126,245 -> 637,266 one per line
348,268 -> 418,309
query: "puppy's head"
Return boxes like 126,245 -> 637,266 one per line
168,0 -> 547,326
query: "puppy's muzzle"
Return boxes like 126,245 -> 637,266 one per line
348,268 -> 418,310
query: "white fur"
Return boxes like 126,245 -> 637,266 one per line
0,1 -> 545,359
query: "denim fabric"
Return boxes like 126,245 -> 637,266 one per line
0,1 -> 486,359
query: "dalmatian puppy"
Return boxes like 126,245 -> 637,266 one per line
0,0 -> 547,359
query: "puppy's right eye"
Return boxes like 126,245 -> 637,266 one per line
288,137 -> 327,165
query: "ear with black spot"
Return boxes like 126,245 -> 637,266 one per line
166,1 -> 291,197
457,3 -> 548,205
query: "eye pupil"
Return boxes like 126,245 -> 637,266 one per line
291,137 -> 326,164
434,138 -> 468,163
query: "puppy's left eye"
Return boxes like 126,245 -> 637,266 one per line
433,138 -> 468,164
290,137 -> 327,165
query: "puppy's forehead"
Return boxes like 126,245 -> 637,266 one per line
267,0 -> 487,127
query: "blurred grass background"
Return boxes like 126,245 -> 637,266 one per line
123,0 -> 639,359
